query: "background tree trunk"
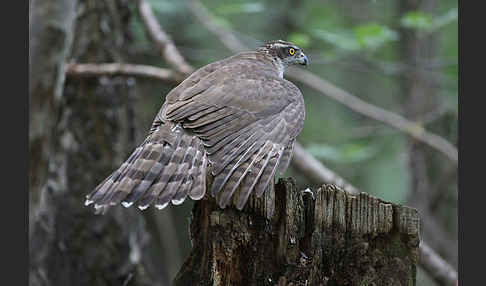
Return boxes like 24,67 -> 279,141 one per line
398,0 -> 458,269
174,178 -> 420,286
29,1 -> 168,285
29,0 -> 76,216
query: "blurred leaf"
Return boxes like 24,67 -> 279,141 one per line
353,23 -> 398,50
401,9 -> 457,32
313,24 -> 397,52
400,11 -> 434,30
312,29 -> 360,52
306,143 -> 378,164
287,33 -> 311,49
215,3 -> 265,15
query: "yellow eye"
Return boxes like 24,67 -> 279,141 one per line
289,48 -> 295,55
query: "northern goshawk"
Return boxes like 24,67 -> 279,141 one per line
85,40 -> 308,217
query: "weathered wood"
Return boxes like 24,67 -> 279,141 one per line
174,178 -> 420,286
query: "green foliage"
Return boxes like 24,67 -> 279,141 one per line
353,23 -> 398,50
313,23 -> 397,52
401,8 -> 458,32
287,32 -> 311,49
401,11 -> 434,30
313,29 -> 360,52
215,2 -> 265,15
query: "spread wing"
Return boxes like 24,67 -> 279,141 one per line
162,61 -> 305,211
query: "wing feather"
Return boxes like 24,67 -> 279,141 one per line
157,56 -> 305,212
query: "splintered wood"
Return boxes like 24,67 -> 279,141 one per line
314,186 -> 396,234
174,178 -> 420,286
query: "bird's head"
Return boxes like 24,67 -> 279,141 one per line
257,40 -> 309,67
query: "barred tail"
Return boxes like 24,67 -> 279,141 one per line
85,123 -> 207,211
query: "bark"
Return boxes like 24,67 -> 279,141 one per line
174,178 -> 420,286
29,1 -> 167,285
29,0 -> 76,209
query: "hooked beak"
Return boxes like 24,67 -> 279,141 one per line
298,53 -> 309,66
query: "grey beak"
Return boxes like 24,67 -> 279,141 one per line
299,53 -> 309,66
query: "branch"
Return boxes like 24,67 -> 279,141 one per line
65,63 -> 182,83
188,1 -> 458,285
189,0 -> 457,165
420,242 -> 459,286
292,143 -> 359,195
189,0 -> 248,53
136,0 -> 194,75
287,69 -> 458,163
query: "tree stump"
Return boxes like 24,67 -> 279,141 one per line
174,178 -> 420,286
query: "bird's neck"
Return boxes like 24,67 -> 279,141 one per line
271,56 -> 285,78
256,50 -> 286,78
234,51 -> 286,78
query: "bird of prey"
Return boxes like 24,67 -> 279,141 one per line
85,40 -> 308,218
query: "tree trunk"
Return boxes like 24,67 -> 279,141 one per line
29,1 -> 167,285
174,178 -> 420,286
29,0 -> 76,212
398,0 -> 458,269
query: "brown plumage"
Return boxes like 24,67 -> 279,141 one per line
85,40 -> 308,218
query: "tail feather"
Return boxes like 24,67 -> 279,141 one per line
135,132 -> 185,208
135,144 -> 174,207
86,123 -> 208,211
121,142 -> 166,205
162,137 -> 198,206
86,144 -> 146,205
109,141 -> 170,207
171,140 -> 202,202
151,137 -> 188,207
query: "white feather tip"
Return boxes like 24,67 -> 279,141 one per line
155,202 -> 168,210
121,201 -> 133,208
